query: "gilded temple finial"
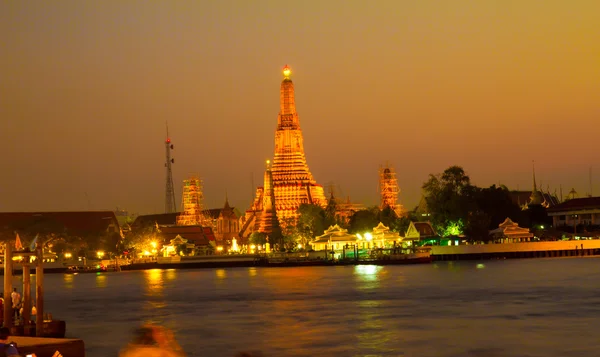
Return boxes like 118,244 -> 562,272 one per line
283,65 -> 291,79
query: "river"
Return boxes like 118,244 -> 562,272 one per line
5,257 -> 600,357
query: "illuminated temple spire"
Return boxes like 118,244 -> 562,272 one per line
269,65 -> 327,227
240,65 -> 327,237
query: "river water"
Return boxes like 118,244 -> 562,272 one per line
5,257 -> 600,357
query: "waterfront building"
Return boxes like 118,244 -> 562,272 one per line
241,65 -> 326,236
372,222 -> 402,247
162,235 -> 196,257
547,197 -> 600,229
489,217 -> 534,243
310,225 -> 357,251
404,221 -> 437,241
158,225 -> 216,254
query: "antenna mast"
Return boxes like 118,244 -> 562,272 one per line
164,123 -> 176,213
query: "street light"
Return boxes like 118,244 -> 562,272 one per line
64,252 -> 72,259
97,251 -> 105,259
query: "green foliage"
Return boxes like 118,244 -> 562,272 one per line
422,166 -> 541,241
249,232 -> 267,245
296,204 -> 329,241
349,208 -> 379,234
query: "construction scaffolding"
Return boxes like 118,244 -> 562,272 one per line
176,175 -> 208,226
379,163 -> 404,216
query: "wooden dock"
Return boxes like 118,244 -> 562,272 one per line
10,336 -> 84,357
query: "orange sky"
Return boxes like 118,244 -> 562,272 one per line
1,1 -> 599,213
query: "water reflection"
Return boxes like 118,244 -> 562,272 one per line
216,269 -> 227,280
165,269 -> 177,281
354,265 -> 383,290
145,269 -> 164,296
63,273 -> 74,289
356,300 -> 396,354
95,273 -> 107,288
248,267 -> 257,277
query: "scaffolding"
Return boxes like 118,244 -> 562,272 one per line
379,163 -> 404,216
176,175 -> 207,226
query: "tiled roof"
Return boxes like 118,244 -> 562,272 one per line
159,225 -> 215,246
0,211 -> 119,235
547,197 -> 600,213
509,191 -> 560,207
413,222 -> 437,237
131,213 -> 180,230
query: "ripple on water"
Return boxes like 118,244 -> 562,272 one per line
8,258 -> 600,357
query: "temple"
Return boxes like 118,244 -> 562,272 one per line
379,163 -> 404,216
240,65 -> 326,236
176,176 -> 210,226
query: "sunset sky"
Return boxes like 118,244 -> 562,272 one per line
1,1 -> 599,214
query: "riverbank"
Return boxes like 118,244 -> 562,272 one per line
430,239 -> 600,261
122,254 -> 433,271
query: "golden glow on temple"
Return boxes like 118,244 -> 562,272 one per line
379,164 -> 404,216
177,175 -> 209,226
240,65 -> 326,237
282,65 -> 291,79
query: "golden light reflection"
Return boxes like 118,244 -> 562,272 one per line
95,273 -> 107,288
354,265 -> 383,290
165,269 -> 177,281
145,269 -> 164,296
216,269 -> 226,280
63,273 -> 74,289
248,267 -> 257,277
356,300 -> 394,351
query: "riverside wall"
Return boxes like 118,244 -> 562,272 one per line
430,239 -> 600,261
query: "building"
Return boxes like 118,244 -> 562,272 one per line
214,197 -> 240,245
510,164 -> 560,210
404,221 -> 437,241
379,164 -> 404,216
177,176 -> 211,226
242,65 -> 326,236
0,211 -> 121,254
310,225 -> 357,251
547,197 -> 600,228
489,217 -> 534,243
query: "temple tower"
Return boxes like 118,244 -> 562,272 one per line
269,65 -> 326,226
176,175 -> 208,226
258,160 -> 279,233
379,163 -> 404,216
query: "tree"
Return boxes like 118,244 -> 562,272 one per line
249,232 -> 267,246
475,185 -> 524,228
349,208 -> 379,234
296,204 -> 328,242
422,166 -> 476,235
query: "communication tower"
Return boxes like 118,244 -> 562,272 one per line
164,124 -> 176,213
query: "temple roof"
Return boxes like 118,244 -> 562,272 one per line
0,211 -> 119,236
547,197 -> 600,213
489,217 -> 532,237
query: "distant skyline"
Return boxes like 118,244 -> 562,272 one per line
1,1 -> 599,214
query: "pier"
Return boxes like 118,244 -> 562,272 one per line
3,242 -> 85,356
430,239 -> 600,261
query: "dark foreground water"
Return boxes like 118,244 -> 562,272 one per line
4,257 -> 600,357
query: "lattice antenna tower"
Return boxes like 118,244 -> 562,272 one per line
164,123 -> 176,213
378,162 -> 400,210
